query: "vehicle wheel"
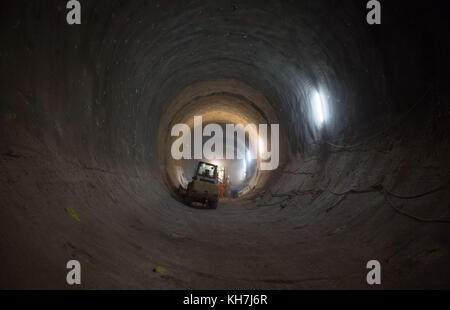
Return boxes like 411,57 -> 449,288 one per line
184,194 -> 193,206
209,200 -> 218,209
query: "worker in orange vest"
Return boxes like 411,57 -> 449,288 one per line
219,181 -> 224,198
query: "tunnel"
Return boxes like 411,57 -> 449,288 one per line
0,0 -> 449,289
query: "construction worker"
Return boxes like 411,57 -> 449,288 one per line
219,181 -> 224,198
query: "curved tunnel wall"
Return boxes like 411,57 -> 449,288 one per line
0,0 -> 449,289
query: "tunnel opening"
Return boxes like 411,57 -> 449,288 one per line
158,79 -> 286,205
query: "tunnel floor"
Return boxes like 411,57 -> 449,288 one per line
2,118 -> 449,289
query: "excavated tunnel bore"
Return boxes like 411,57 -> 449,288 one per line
1,1 -> 449,289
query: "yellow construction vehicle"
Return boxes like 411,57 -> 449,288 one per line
183,161 -> 220,209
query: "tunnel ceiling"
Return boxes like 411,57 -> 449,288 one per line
0,0 -> 433,170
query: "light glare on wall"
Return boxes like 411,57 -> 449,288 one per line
312,91 -> 328,127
